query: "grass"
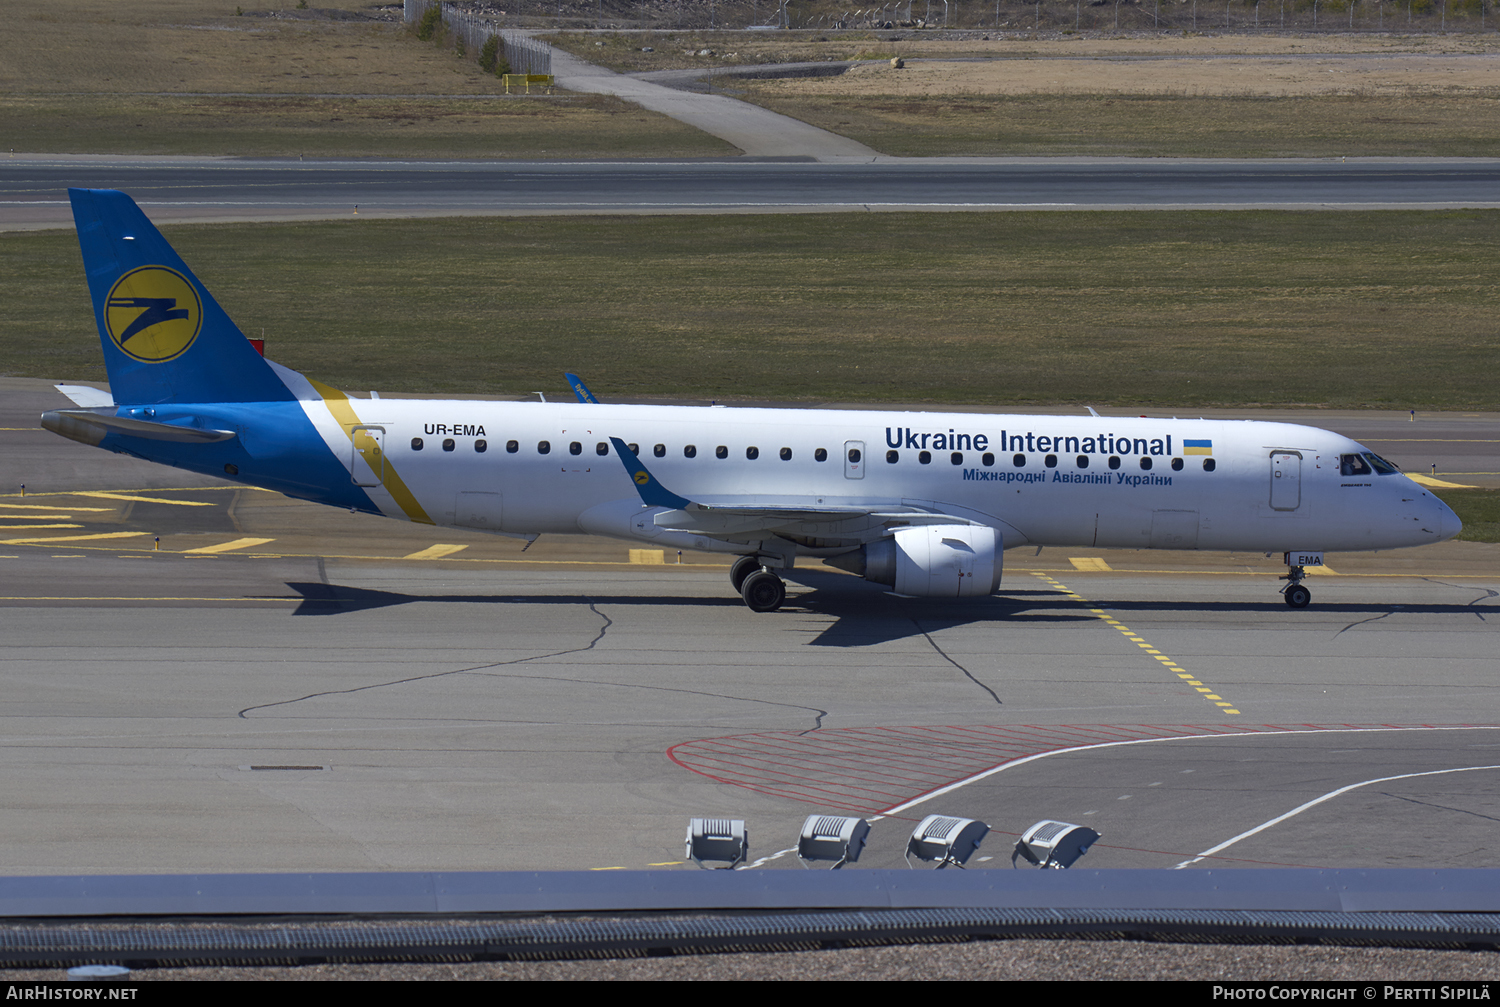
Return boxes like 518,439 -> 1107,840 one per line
5,211 -> 1500,410
2,3 -> 494,95
0,1 -> 731,158
1430,489 -> 1500,543
0,94 -> 735,159
730,91 -> 1500,158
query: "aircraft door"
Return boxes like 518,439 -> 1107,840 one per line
349,425 -> 385,487
844,440 -> 865,479
1270,451 -> 1301,511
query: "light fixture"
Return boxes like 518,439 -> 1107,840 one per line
685,817 -> 748,870
1011,820 -> 1100,869
797,815 -> 870,869
905,814 -> 988,869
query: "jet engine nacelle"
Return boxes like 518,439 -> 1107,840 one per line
835,525 -> 1002,598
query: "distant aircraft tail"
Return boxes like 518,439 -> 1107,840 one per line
69,188 -> 294,406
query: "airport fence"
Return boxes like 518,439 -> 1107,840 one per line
402,0 -> 553,76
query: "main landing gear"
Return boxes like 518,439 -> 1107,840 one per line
730,555 -> 785,613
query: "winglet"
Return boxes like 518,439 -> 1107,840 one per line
566,372 -> 599,404
609,437 -> 694,510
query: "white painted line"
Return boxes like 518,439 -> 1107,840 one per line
876,725 -> 1500,819
1173,764 -> 1500,869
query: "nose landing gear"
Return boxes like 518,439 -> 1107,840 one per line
1281,574 -> 1312,609
1279,550 -> 1323,608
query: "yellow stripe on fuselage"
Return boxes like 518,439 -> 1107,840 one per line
306,377 -> 434,526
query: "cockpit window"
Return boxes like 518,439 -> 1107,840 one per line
1363,452 -> 1401,475
1340,454 -> 1372,477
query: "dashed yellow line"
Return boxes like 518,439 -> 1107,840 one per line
183,537 -> 276,555
1032,571 -> 1242,716
0,504 -> 110,512
72,491 -> 217,507
0,532 -> 151,545
402,543 -> 469,561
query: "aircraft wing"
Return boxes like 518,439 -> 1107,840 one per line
566,372 -> 599,404
607,437 -> 976,537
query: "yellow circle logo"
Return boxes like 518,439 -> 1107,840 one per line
634,471 -> 650,485
104,266 -> 203,363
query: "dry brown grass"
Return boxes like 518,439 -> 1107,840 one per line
542,25 -> 1500,74
2,2 -> 507,95
0,2 -> 733,157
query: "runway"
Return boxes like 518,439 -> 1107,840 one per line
3,378 -> 1498,876
5,155 -> 1500,228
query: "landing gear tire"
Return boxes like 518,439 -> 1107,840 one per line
1284,584 -> 1312,609
741,569 -> 786,613
729,555 -> 762,594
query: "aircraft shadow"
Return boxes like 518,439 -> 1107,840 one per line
281,574 -> 1492,649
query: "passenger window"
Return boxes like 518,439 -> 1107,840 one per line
1203,458 -> 1217,472
442,438 -> 455,452
1170,457 -> 1183,471
538,440 -> 550,455
780,447 -> 792,461
919,450 -> 931,465
1013,454 -> 1025,468
653,444 -> 666,458
1108,456 -> 1121,470
848,448 -> 861,464
596,442 -> 608,456
627,443 -> 638,455
746,446 -> 759,460
950,452 -> 962,466
982,452 -> 994,467
569,441 -> 582,456
506,440 -> 518,454
411,438 -> 424,451
475,439 -> 487,453
815,448 -> 828,462
685,445 -> 697,458
1044,454 -> 1057,468
1076,455 -> 1088,469
715,445 -> 728,459
1140,457 -> 1153,470
886,450 -> 899,463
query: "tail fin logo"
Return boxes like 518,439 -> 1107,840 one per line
104,266 -> 203,363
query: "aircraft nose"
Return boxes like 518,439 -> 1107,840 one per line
1436,497 -> 1463,542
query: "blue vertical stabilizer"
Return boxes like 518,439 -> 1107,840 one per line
69,188 -> 295,406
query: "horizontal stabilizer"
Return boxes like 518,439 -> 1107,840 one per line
55,384 -> 115,408
41,409 -> 237,448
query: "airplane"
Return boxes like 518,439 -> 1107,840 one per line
42,189 -> 1462,613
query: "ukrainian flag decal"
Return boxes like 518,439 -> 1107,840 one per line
1184,439 -> 1213,456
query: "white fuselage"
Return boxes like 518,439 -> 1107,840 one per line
286,382 -> 1457,562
